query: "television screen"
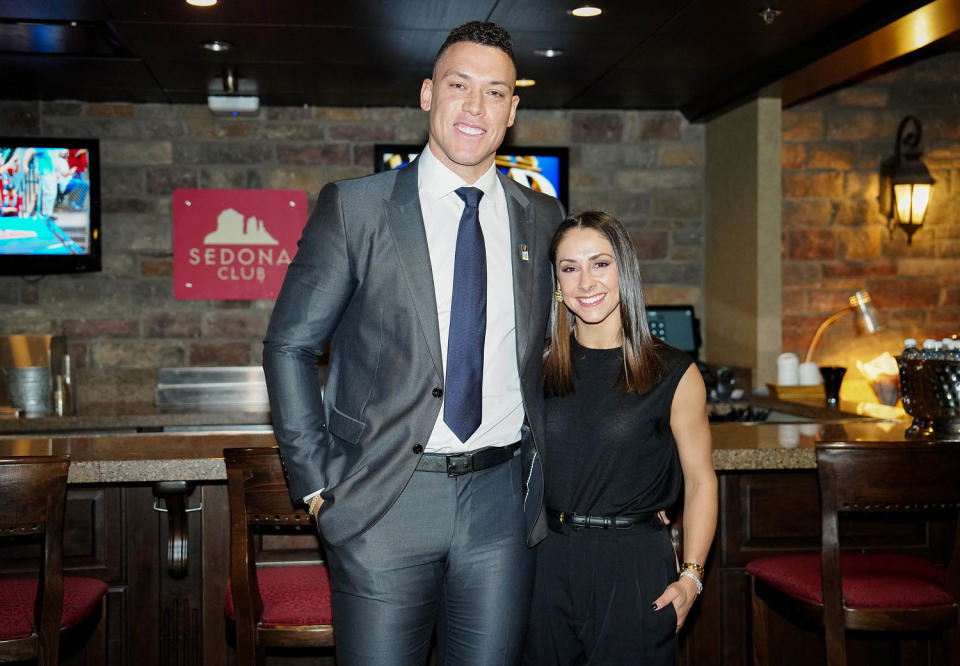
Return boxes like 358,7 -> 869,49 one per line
0,137 -> 101,275
374,144 -> 568,209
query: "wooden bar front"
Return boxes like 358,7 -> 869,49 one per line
1,420 -> 955,665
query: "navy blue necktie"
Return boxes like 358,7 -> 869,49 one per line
444,186 -> 486,442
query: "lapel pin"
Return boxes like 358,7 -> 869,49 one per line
520,244 -> 529,261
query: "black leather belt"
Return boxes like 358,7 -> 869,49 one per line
416,442 -> 520,477
547,508 -> 660,530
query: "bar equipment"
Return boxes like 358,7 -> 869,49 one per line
0,334 -> 68,417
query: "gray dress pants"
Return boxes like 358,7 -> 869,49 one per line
323,452 -> 534,665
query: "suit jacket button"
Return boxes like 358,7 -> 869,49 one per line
432,387 -> 442,398
412,444 -> 424,454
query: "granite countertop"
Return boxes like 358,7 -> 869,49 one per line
0,417 -> 920,484
0,430 -> 278,483
0,402 -> 272,434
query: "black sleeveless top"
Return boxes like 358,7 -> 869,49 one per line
544,336 -> 693,518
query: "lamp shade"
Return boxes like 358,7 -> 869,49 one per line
892,154 -> 934,225
849,290 -> 882,336
804,290 -> 883,363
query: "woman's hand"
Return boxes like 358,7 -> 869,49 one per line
651,575 -> 700,632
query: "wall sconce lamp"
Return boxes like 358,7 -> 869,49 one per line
804,290 -> 883,363
878,115 -> 935,245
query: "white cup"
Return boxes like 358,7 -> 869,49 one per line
777,352 -> 799,385
778,424 -> 800,448
800,424 -> 820,438
798,361 -> 821,386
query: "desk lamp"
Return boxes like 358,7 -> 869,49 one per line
804,290 -> 883,364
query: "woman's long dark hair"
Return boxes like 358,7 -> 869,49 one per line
543,211 -> 664,396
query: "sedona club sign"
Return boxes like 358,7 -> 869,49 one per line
173,189 -> 307,300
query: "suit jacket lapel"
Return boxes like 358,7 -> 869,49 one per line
500,172 -> 535,371
385,161 -> 444,380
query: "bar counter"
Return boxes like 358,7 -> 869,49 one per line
1,410 -> 933,666
0,416 -> 915,484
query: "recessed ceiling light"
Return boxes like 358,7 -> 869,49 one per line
186,0 -> 217,6
758,6 -> 782,25
570,5 -> 602,17
202,40 -> 233,52
534,48 -> 564,58
515,78 -> 536,88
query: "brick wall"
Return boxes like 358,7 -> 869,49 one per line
0,101 -> 704,406
782,51 -> 960,364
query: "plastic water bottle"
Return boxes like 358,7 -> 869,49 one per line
902,338 -> 921,360
921,339 -> 939,360
945,339 -> 960,361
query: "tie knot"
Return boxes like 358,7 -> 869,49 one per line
455,186 -> 484,208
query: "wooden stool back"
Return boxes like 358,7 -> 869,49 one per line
817,441 -> 960,665
224,447 -> 333,666
0,456 -> 70,665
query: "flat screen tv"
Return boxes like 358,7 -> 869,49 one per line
374,144 -> 568,209
0,137 -> 101,275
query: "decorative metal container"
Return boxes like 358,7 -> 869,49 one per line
896,356 -> 960,436
2,366 -> 52,417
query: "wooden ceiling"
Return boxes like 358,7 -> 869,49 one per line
0,0 -> 936,120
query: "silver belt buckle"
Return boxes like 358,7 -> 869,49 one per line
445,453 -> 473,477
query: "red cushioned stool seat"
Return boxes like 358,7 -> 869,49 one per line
0,577 -> 109,640
225,564 -> 332,626
747,553 -> 953,609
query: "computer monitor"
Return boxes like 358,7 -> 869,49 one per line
646,305 -> 700,357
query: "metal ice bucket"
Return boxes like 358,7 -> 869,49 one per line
2,366 -> 52,417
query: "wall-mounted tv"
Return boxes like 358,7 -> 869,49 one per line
0,137 -> 101,275
374,144 -> 569,209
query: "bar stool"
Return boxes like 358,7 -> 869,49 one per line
0,456 -> 108,665
747,440 -> 960,666
223,447 -> 334,666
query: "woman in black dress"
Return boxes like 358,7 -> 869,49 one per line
525,211 -> 718,665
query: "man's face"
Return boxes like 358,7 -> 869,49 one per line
420,41 -> 519,183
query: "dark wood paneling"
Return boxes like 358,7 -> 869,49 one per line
5,468 -> 951,665
124,486 -> 162,664
722,471 -> 930,568
201,484 -> 230,666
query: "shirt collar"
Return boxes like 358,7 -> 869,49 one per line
418,144 -> 500,203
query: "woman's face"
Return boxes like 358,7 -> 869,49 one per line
555,227 -> 622,343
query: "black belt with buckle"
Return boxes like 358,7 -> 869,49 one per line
416,442 -> 520,477
547,508 -> 660,530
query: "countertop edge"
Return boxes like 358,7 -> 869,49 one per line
61,449 -> 815,483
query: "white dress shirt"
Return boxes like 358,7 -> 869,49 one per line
418,145 -> 523,454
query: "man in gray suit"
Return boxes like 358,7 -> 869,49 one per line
263,21 -> 564,664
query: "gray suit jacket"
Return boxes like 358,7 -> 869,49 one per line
263,159 -> 564,546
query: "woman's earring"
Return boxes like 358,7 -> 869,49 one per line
554,287 -> 564,303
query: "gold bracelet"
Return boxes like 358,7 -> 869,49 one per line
308,494 -> 322,516
681,561 -> 704,576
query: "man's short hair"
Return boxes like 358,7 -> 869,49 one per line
435,21 -> 515,66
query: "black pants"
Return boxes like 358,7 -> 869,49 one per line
524,518 -> 678,665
